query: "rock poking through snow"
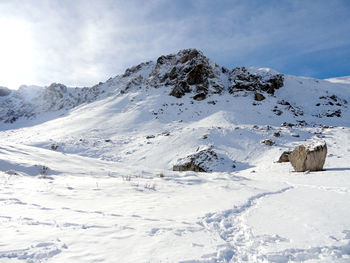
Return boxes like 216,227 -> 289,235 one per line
261,139 -> 275,146
254,92 -> 266,101
172,146 -> 234,172
277,151 -> 291,163
0,86 -> 11,96
289,142 -> 327,172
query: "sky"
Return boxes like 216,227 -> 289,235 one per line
0,0 -> 350,90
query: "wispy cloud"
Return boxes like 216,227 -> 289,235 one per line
0,0 -> 349,89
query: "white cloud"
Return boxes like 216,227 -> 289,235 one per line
0,0 -> 349,89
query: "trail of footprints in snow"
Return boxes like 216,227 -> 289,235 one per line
198,187 -> 293,262
0,196 -> 165,231
0,240 -> 67,262
194,186 -> 350,262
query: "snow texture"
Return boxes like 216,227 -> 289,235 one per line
0,49 -> 350,262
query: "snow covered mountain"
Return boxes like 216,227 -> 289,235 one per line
0,49 -> 350,262
1,49 -> 348,126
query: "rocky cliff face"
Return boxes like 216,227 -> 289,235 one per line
228,66 -> 283,95
149,49 -> 225,99
116,49 -> 284,99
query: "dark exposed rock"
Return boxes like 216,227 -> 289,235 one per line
151,49 -> 224,100
222,67 -> 229,73
267,75 -> 284,94
187,64 -> 208,85
281,122 -> 295,128
296,120 -> 307,126
180,49 -> 200,64
193,93 -> 207,101
261,139 -> 275,146
277,151 -> 291,163
277,100 -> 291,106
228,67 -> 284,95
273,109 -> 283,116
50,144 -> 59,150
312,93 -> 347,118
157,54 -> 175,65
330,95 -> 338,101
170,81 -> 191,98
169,67 -> 178,80
326,109 -> 341,117
254,92 -> 265,101
161,131 -> 170,136
273,132 -> 281,137
289,142 -> 327,172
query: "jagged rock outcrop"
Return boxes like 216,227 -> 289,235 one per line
149,49 -> 224,98
289,142 -> 327,172
228,67 -> 284,95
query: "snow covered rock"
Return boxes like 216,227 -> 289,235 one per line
172,146 -> 234,172
289,142 -> 327,172
0,86 -> 10,96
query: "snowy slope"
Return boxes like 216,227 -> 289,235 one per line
0,49 -> 350,262
326,76 -> 350,84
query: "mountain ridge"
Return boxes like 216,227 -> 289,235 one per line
0,48 -> 290,123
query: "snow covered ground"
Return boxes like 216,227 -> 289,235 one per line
0,49 -> 350,262
326,76 -> 350,85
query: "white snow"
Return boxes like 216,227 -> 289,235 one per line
326,76 -> 350,85
1,50 -> 350,262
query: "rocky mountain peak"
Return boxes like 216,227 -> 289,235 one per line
148,49 -> 224,99
116,49 -> 284,101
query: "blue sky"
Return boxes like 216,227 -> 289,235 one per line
0,0 -> 349,89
